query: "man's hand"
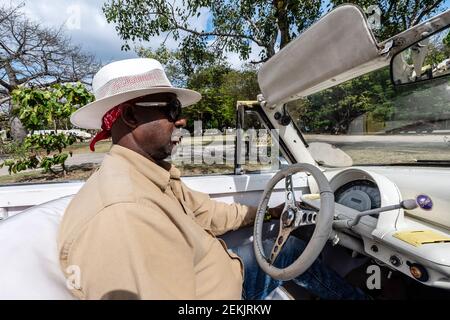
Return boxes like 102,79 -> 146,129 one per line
268,201 -> 305,220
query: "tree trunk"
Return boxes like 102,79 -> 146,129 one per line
9,116 -> 28,142
274,0 -> 291,49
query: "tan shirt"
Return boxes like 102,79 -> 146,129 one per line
58,145 -> 256,299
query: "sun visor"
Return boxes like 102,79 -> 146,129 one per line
258,5 -> 381,107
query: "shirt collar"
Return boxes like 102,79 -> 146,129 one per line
109,144 -> 181,191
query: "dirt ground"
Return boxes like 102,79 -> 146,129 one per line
0,163 -> 99,184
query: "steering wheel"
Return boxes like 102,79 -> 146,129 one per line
253,163 -> 335,281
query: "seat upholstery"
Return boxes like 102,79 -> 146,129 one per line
0,194 -> 289,300
0,196 -> 76,299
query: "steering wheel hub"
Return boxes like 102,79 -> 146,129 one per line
282,209 -> 296,227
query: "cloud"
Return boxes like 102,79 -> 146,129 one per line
1,0 -> 213,64
2,0 -> 137,63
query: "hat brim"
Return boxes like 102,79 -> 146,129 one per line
70,87 -> 202,129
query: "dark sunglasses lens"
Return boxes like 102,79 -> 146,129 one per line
169,100 -> 181,121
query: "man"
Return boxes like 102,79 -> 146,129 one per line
58,58 -> 366,300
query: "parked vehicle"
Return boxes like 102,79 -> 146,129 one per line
28,129 -> 92,140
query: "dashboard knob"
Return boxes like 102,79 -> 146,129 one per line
389,255 -> 402,267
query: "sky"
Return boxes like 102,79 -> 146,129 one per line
3,0 -> 147,64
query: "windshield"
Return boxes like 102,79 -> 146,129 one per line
287,66 -> 450,166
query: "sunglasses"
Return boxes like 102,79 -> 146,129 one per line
134,98 -> 182,122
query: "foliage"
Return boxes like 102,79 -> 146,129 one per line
103,0 -> 322,67
104,0 -> 449,137
443,30 -> 450,48
331,0 -> 446,41
0,3 -> 99,141
136,45 -> 203,86
290,67 -> 395,134
103,0 -> 447,70
0,83 -> 94,174
12,83 -> 93,131
290,66 -> 450,135
182,64 -> 259,131
137,45 -> 260,132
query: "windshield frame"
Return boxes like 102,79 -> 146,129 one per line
390,24 -> 450,87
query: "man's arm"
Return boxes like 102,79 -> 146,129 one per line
180,181 -> 283,236
63,202 -> 196,299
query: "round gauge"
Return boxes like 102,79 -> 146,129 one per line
334,180 -> 381,211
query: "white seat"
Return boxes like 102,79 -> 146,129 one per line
0,196 -> 76,299
0,195 -> 293,300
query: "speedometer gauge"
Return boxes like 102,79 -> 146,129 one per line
334,180 -> 381,211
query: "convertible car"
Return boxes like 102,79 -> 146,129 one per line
1,4 -> 450,299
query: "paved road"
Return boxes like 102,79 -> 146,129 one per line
65,152 -> 106,166
305,134 -> 450,148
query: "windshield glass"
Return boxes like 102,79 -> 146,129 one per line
287,66 -> 450,166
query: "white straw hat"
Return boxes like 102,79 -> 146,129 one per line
70,58 -> 201,129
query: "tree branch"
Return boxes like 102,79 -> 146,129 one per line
411,0 -> 445,26
0,96 -> 11,104
163,1 -> 266,48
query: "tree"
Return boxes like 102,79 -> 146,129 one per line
136,44 -> 217,85
103,0 -> 322,67
330,0 -> 446,41
0,83 -> 94,174
288,1 -> 448,134
137,45 -> 260,131
290,67 -> 395,134
0,3 -> 100,141
183,64 -> 234,131
173,63 -> 259,132
104,0 -> 449,135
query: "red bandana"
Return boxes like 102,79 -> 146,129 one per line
89,105 -> 124,151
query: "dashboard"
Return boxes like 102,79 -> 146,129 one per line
334,179 -> 381,211
321,167 -> 450,290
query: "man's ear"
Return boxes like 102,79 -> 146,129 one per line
120,105 -> 138,128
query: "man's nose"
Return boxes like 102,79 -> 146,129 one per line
175,118 -> 187,128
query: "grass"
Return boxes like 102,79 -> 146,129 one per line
0,162 -> 275,184
65,140 -> 111,154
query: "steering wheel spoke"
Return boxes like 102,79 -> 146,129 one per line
284,175 -> 296,210
295,208 -> 319,227
269,224 -> 294,264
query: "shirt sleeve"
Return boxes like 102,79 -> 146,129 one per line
65,202 -> 196,300
179,181 -> 257,236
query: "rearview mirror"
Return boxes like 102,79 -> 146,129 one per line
391,26 -> 450,85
